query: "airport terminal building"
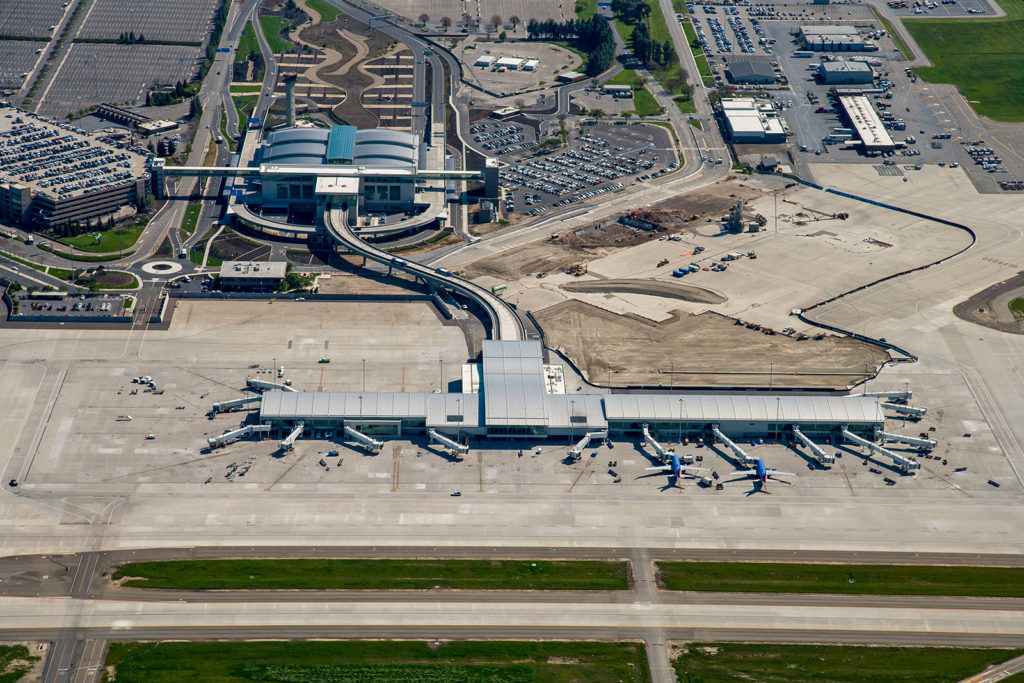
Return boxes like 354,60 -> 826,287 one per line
258,341 -> 886,442
248,125 -> 423,222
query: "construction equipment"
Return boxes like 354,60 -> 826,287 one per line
565,263 -> 588,276
781,197 -> 849,222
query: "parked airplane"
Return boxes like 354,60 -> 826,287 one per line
730,459 -> 795,493
646,454 -> 709,483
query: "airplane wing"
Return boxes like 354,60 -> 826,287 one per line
645,465 -> 671,471
731,469 -> 756,476
680,465 -> 710,471
768,470 -> 796,477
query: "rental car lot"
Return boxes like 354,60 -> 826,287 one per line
0,0 -> 66,39
499,122 -> 676,215
0,41 -> 48,89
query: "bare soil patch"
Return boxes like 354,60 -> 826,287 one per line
560,278 -> 726,305
534,301 -> 887,389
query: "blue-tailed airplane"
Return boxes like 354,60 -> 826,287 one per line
645,453 -> 708,487
730,459 -> 795,493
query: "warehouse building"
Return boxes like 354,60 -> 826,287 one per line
799,25 -> 874,51
726,57 -> 777,85
0,104 -> 151,230
257,340 -> 886,441
721,98 -> 786,143
838,95 -> 897,152
818,60 -> 874,84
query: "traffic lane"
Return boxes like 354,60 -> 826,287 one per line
91,587 -> 1024,612
3,596 -> 1022,635
7,625 -> 1024,648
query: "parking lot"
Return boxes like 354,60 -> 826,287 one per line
887,0 -> 993,17
11,292 -> 132,321
688,3 -> 776,60
77,0 -> 221,42
0,41 -> 47,90
0,0 -> 67,39
498,122 -> 676,216
38,43 -> 202,117
470,121 -> 538,156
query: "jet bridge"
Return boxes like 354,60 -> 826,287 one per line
212,395 -> 261,414
279,422 -> 305,451
568,431 -> 608,459
207,424 -> 271,448
642,425 -> 693,464
882,402 -> 927,417
861,388 -> 912,402
428,428 -> 469,456
246,378 -> 297,393
711,424 -> 754,466
842,428 -> 920,471
791,426 -> 835,464
877,431 -> 937,451
346,424 -> 385,454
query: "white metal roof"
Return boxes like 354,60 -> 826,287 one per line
260,391 -> 479,429
603,394 -> 883,425
481,340 -> 548,426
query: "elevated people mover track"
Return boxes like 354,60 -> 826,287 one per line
324,206 -> 525,341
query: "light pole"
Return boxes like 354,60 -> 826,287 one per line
362,358 -> 366,392
678,397 -> 683,443
569,399 -> 575,448
670,360 -> 674,390
769,361 -> 774,390
439,358 -> 444,392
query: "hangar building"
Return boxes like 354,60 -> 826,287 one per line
258,340 -> 885,441
818,60 -> 874,84
726,58 -> 777,85
799,25 -> 874,52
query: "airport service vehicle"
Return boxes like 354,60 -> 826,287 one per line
646,454 -> 709,482
730,458 -> 795,492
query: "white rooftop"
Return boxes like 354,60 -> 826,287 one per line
219,260 -> 288,279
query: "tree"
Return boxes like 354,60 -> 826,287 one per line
490,14 -> 502,30
509,15 -> 520,28
440,16 -> 452,31
499,30 -> 507,41
418,12 -> 429,25
662,40 -> 674,65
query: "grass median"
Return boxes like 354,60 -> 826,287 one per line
113,559 -> 630,590
657,561 -> 1024,596
107,640 -> 650,683
674,643 -> 1024,682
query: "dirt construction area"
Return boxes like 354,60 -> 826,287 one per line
535,304 -> 887,389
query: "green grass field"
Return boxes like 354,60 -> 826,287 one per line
259,15 -> 294,53
681,19 -> 712,79
306,0 -> 341,22
113,559 -> 630,590
675,94 -> 695,113
673,643 -> 1024,682
688,118 -> 702,130
233,95 -> 259,135
59,224 -> 144,253
905,0 -> 1024,120
1009,298 -> 1024,317
658,561 -> 1024,597
40,243 -> 134,262
235,21 -> 257,62
105,640 -> 650,683
604,70 -> 661,116
180,203 -> 202,238
575,0 -> 598,21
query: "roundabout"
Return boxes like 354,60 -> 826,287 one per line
141,260 -> 184,275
